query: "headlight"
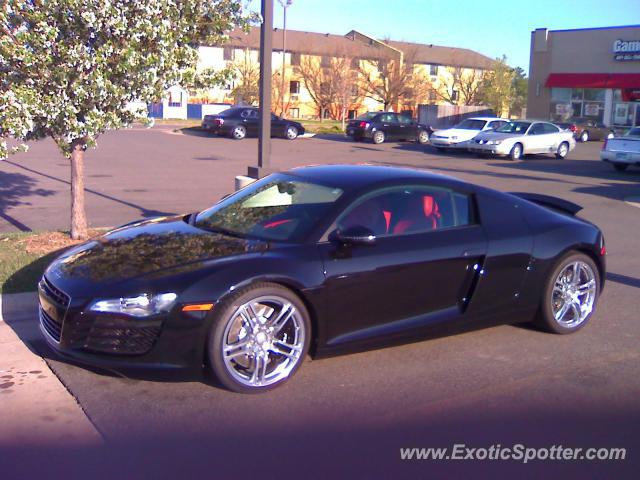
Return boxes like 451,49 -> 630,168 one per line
89,293 -> 177,317
487,140 -> 503,145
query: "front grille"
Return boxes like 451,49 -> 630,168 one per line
84,318 -> 160,355
41,276 -> 70,308
40,307 -> 62,342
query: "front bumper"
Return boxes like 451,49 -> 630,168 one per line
467,142 -> 511,155
429,137 -> 469,148
601,150 -> 640,165
38,277 -> 208,370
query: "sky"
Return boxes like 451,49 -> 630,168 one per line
246,0 -> 640,73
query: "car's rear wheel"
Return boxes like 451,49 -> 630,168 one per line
231,125 -> 247,140
509,143 -> 523,160
580,130 -> 589,142
285,125 -> 299,140
613,162 -> 629,172
556,142 -> 569,159
372,130 -> 385,144
207,283 -> 311,393
536,252 -> 599,334
417,130 -> 430,144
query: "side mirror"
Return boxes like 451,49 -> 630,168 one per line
330,226 -> 377,246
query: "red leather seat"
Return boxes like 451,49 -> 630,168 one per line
392,194 -> 441,234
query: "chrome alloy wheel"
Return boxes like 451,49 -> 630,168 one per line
551,261 -> 597,328
557,142 -> 569,158
285,125 -> 298,140
222,296 -> 305,388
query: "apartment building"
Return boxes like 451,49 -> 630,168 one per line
151,27 -> 494,120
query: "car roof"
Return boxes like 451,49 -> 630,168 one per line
285,164 -> 464,191
461,117 -> 506,121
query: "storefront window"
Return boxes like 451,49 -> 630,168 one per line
550,87 -> 604,123
584,89 -> 605,102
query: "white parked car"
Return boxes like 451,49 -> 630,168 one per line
468,120 -> 576,160
429,117 -> 509,150
600,127 -> 640,172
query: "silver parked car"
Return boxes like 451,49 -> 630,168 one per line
600,127 -> 640,172
467,120 -> 576,160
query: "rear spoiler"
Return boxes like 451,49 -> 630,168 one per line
509,192 -> 583,216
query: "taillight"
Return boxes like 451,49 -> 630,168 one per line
359,121 -> 370,128
215,118 -> 224,125
569,124 -> 577,132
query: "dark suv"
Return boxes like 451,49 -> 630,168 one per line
346,112 -> 432,144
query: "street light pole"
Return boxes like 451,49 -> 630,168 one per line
278,0 -> 292,117
249,0 -> 274,179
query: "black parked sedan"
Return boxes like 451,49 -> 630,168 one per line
346,112 -> 432,144
40,165 -> 605,393
201,106 -> 305,140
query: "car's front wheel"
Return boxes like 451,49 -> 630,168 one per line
509,143 -> 523,160
285,125 -> 299,140
207,283 -> 311,393
372,130 -> 385,144
536,252 -> 600,334
580,130 -> 589,142
231,125 -> 247,140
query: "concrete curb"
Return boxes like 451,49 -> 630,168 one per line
0,292 -> 103,446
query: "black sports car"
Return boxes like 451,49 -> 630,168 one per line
201,106 -> 305,140
346,112 -> 432,144
39,165 -> 605,393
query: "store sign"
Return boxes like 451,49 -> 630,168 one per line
613,39 -> 640,61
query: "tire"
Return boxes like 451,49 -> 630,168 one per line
372,130 -> 385,144
555,141 -> 569,159
417,130 -> 430,145
231,125 -> 247,140
536,252 -> 600,334
580,130 -> 589,142
613,162 -> 629,172
207,282 -> 311,393
509,143 -> 523,161
285,125 -> 299,140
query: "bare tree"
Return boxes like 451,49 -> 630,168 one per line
327,56 -> 363,128
230,49 -> 259,106
357,47 -> 427,112
429,67 -> 486,106
297,55 -> 336,121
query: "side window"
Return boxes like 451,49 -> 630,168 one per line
379,113 -> 396,123
398,115 -> 413,125
543,123 -> 560,134
240,109 -> 252,119
336,186 -> 474,237
528,123 -> 545,135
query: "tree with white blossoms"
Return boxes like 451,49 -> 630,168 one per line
0,0 -> 254,239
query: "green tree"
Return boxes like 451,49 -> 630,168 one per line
479,55 -> 515,118
0,0 -> 253,239
511,66 -> 528,118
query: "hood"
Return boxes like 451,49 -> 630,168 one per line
432,128 -> 482,141
45,215 -> 269,293
472,131 -> 521,142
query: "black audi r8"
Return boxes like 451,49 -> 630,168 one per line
39,165 -> 605,393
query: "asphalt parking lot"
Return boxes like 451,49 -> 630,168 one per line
2,127 -> 639,478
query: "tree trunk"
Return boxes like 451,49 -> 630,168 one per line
70,142 -> 88,240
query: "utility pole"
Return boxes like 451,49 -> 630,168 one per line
248,0 -> 274,179
278,0 -> 292,116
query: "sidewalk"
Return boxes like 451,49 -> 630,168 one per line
0,292 -> 103,446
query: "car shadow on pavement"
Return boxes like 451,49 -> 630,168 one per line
607,272 -> 640,289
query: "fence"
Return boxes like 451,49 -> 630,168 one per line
417,105 -> 495,128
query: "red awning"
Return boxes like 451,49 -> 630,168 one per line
545,73 -> 640,89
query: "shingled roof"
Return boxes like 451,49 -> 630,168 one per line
222,27 -> 494,69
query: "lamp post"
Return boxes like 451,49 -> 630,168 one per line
278,0 -> 292,116
248,0 -> 274,179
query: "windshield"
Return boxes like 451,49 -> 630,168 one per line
496,121 -> 531,134
194,175 -> 343,242
455,119 -> 487,130
356,112 -> 379,121
627,127 -> 640,137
